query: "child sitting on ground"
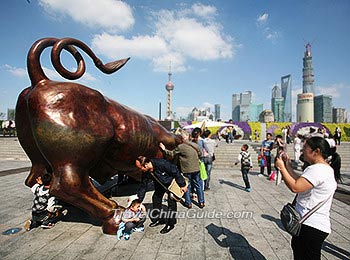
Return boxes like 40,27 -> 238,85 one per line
235,144 -> 253,192
24,173 -> 67,230
117,197 -> 146,240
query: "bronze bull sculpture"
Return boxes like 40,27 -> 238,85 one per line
15,37 -> 179,234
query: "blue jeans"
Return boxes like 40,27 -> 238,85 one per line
227,133 -> 234,143
203,157 -> 213,189
241,167 -> 250,189
184,171 -> 205,205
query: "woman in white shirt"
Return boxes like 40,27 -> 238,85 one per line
276,136 -> 337,260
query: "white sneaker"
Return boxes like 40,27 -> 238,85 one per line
133,226 -> 144,232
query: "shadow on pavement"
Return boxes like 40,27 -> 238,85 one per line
60,202 -> 102,226
206,223 -> 266,259
261,214 -> 284,230
218,179 -> 245,191
322,241 -> 350,259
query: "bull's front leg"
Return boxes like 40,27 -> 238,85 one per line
50,164 -> 124,234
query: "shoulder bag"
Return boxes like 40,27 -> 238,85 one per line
199,160 -> 208,180
150,172 -> 188,202
280,194 -> 332,236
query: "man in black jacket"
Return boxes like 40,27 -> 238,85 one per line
136,156 -> 187,234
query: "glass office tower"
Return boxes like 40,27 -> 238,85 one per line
281,75 -> 292,122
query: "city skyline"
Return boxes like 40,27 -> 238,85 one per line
0,1 -> 349,122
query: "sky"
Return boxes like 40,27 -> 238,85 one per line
1,0 -> 349,122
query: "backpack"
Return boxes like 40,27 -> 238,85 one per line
240,151 -> 251,167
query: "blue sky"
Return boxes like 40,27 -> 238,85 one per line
1,0 -> 349,121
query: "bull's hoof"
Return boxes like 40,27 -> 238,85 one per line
102,206 -> 125,235
109,199 -> 118,208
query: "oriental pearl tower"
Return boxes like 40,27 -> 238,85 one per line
165,63 -> 174,120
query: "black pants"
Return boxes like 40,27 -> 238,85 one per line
241,167 -> 251,189
151,182 -> 177,226
291,224 -> 328,260
260,155 -> 271,176
31,209 -> 64,228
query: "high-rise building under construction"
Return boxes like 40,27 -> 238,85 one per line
297,43 -> 315,122
302,43 -> 314,94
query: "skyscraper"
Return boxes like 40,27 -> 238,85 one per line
297,93 -> 314,122
272,84 -> 281,98
232,94 -> 240,121
302,43 -> 314,94
250,104 -> 263,122
214,104 -> 221,120
333,108 -> 347,123
298,43 -> 315,122
271,97 -> 284,122
281,75 -> 292,122
165,63 -> 174,120
271,84 -> 284,122
231,91 -> 252,121
314,95 -> 333,123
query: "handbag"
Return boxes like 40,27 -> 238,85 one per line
280,194 -> 332,236
199,160 -> 208,180
258,155 -> 266,167
150,172 -> 188,202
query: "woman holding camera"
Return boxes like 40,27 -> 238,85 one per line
275,136 -> 337,260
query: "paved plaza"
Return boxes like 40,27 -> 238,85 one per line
0,142 -> 350,260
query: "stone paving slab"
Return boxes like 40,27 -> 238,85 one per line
0,163 -> 349,260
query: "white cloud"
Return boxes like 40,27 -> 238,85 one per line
39,0 -> 134,32
152,53 -> 188,72
202,102 -> 214,109
175,102 -> 216,120
155,11 -> 233,61
256,13 -> 280,41
3,64 -> 95,83
191,3 -> 217,18
3,64 -> 26,77
91,4 -> 234,72
176,106 -> 193,119
92,33 -> 168,60
316,84 -> 341,98
43,67 -> 96,83
257,13 -> 269,24
265,28 -> 280,40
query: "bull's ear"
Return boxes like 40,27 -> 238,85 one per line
103,58 -> 130,74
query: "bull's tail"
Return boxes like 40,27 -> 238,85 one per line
27,37 -> 130,87
51,38 -> 130,80
27,37 -> 58,87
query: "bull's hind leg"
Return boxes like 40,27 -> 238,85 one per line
49,164 -> 124,234
15,88 -> 51,187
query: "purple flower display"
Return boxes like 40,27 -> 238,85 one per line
232,121 -> 252,135
292,122 -> 325,136
179,121 -> 193,128
266,124 -> 279,135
